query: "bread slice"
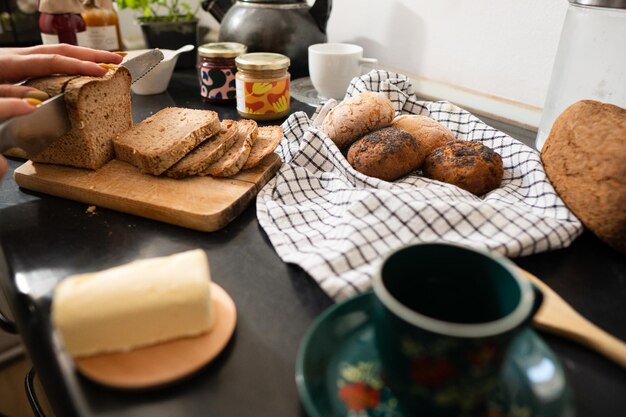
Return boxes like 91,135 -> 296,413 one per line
201,119 -> 258,177
113,107 -> 221,176
26,68 -> 132,169
165,119 -> 239,179
242,125 -> 283,170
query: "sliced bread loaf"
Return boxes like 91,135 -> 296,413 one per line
113,107 -> 221,176
26,68 -> 132,169
165,119 -> 239,179
201,119 -> 258,178
24,75 -> 79,96
242,125 -> 283,170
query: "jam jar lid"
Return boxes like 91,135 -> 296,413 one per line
235,52 -> 291,71
198,42 -> 248,58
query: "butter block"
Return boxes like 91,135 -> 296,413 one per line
52,249 -> 214,357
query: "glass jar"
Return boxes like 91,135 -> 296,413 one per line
535,0 -> 626,150
235,52 -> 291,121
38,0 -> 87,46
198,42 -> 247,103
81,0 -> 123,51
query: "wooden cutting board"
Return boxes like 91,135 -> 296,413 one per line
13,154 -> 282,232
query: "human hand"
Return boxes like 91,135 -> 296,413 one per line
0,44 -> 123,84
0,84 -> 49,119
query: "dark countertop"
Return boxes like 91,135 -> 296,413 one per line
1,70 -> 625,417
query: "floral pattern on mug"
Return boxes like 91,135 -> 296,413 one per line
336,361 -> 402,417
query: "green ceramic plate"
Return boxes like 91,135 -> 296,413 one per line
296,291 -> 575,417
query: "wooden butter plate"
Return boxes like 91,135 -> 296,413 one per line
74,282 -> 237,389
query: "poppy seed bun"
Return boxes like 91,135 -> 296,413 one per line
347,127 -> 425,181
391,115 -> 456,156
542,100 -> 626,254
321,92 -> 395,149
423,141 -> 503,196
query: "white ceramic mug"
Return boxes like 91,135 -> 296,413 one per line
308,43 -> 378,100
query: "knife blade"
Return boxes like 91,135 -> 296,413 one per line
0,49 -> 164,156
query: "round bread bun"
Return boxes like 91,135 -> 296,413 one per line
542,100 -> 626,254
391,114 -> 456,156
321,92 -> 395,149
423,141 -> 503,196
347,127 -> 426,181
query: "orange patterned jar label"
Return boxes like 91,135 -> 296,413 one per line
236,78 -> 290,116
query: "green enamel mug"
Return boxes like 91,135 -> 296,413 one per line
372,242 -> 542,417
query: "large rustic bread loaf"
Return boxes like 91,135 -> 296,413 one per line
542,100 -> 626,254
25,68 -> 132,169
165,119 -> 239,179
321,92 -> 395,149
113,107 -> 221,176
347,127 -> 424,181
423,141 -> 504,196
201,119 -> 258,177
391,115 -> 456,156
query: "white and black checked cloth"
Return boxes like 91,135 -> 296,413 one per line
257,70 -> 583,301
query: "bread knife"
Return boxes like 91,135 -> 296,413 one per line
0,49 -> 164,156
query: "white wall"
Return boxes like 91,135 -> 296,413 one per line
327,0 -> 569,126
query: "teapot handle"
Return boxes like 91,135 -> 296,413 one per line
310,0 -> 332,34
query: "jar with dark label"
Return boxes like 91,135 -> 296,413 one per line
38,0 -> 87,46
235,52 -> 291,121
198,42 -> 247,103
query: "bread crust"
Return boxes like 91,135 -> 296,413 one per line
321,92 -> 395,149
347,127 -> 424,181
542,100 -> 626,254
391,115 -> 456,156
423,141 -> 503,196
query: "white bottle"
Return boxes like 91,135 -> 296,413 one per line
536,0 -> 626,151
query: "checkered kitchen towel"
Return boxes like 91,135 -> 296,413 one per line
256,70 -> 583,301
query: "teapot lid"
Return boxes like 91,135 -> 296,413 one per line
569,0 -> 626,8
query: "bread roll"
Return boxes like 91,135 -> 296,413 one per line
321,92 -> 395,149
542,100 -> 626,254
391,115 -> 456,156
423,141 -> 503,196
347,127 -> 424,181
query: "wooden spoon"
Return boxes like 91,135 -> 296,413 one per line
519,268 -> 626,369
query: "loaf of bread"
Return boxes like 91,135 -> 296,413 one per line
24,68 -> 132,169
347,127 -> 425,181
423,141 -> 503,196
391,115 -> 456,156
165,119 -> 239,179
542,100 -> 626,254
51,249 -> 214,357
113,107 -> 221,175
321,92 -> 395,149
242,125 -> 283,170
201,119 -> 258,177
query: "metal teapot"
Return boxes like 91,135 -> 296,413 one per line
202,0 -> 332,78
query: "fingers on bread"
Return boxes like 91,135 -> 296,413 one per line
326,92 -> 504,196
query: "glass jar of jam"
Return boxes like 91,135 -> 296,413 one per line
235,52 -> 291,121
38,0 -> 88,46
81,0 -> 123,51
198,42 -> 247,103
